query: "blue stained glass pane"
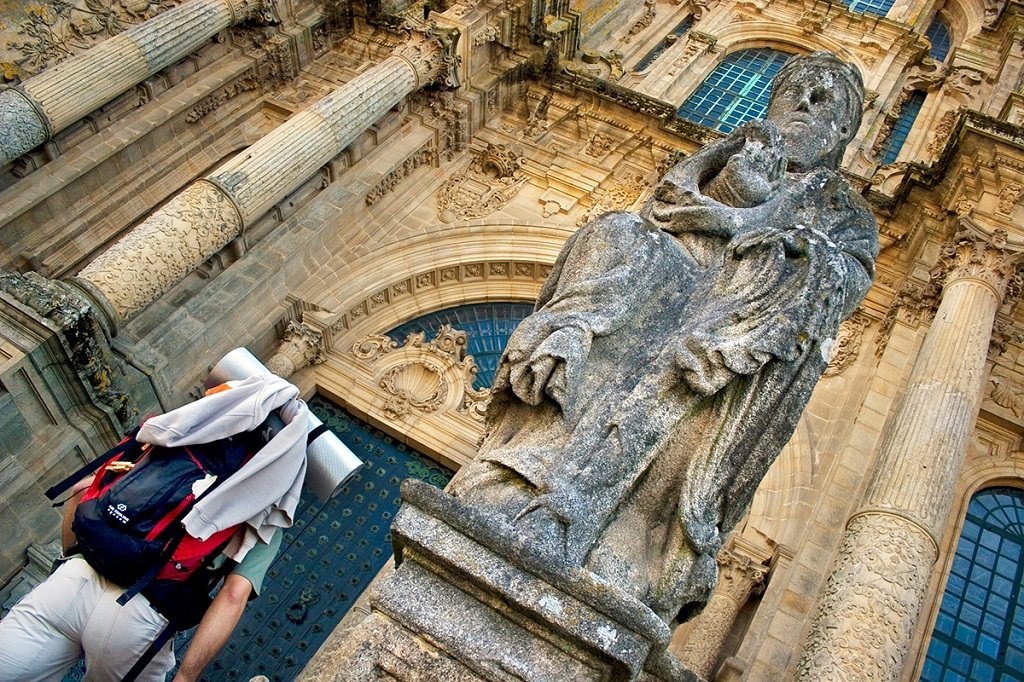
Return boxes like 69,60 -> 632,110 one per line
922,487 -> 1024,682
925,16 -> 952,62
386,302 -> 535,390
677,48 -> 793,133
880,90 -> 926,165
845,0 -> 896,15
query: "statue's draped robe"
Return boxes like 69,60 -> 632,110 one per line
452,166 -> 877,620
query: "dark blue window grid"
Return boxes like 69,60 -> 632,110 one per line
846,0 -> 896,16
921,487 -> 1024,682
635,16 -> 694,72
677,48 -> 792,134
387,302 -> 534,390
879,90 -> 926,165
925,16 -> 952,62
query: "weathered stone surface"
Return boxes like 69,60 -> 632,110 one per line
302,480 -> 692,682
450,52 -> 878,624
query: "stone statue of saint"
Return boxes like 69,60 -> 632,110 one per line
449,52 -> 879,622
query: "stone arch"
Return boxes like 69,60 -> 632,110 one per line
709,24 -> 873,80
308,222 -> 572,349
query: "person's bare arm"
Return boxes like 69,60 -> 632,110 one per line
171,573 -> 253,682
61,477 -> 92,552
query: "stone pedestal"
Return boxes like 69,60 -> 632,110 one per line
302,480 -> 700,682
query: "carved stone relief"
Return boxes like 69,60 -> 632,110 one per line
875,280 -> 939,358
824,309 -> 871,376
366,143 -> 437,206
623,2 -> 656,44
351,325 -> 489,423
997,183 -> 1024,215
436,143 -> 527,222
795,512 -> 937,682
186,72 -> 260,123
989,375 -> 1024,417
576,171 -> 650,226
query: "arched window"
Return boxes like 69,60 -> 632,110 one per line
386,302 -> 534,389
879,90 -> 927,165
925,16 -> 953,62
635,16 -> 694,72
845,0 -> 897,15
921,487 -> 1024,681
677,47 -> 793,133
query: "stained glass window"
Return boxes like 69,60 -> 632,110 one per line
921,487 -> 1024,682
846,0 -> 896,15
925,16 -> 952,62
387,302 -> 535,389
635,16 -> 694,72
677,48 -> 792,133
879,90 -> 926,165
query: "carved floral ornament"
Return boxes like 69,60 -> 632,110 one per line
351,325 -> 489,423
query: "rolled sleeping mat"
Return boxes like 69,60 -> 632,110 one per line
206,347 -> 363,501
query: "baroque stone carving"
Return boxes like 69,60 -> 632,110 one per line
989,376 -> 1024,416
77,180 -> 243,322
576,172 -> 650,226
366,144 -> 437,206
409,89 -> 468,161
436,143 -> 527,222
351,325 -> 490,423
824,308 -> 871,376
186,72 -> 260,123
450,52 -> 877,621
0,271 -> 134,425
265,319 -> 327,377
624,2 -> 656,43
998,183 -> 1024,214
926,108 -> 959,156
796,512 -> 936,681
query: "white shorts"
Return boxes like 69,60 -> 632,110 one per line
0,557 -> 175,682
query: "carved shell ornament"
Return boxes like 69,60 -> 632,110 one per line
351,325 -> 490,422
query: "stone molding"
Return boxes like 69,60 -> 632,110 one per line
795,511 -> 937,682
265,319 -> 328,378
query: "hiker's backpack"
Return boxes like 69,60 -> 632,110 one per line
49,427 -> 265,620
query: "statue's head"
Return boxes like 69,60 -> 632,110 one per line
766,51 -> 865,171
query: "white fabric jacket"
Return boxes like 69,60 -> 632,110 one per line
136,374 -> 308,561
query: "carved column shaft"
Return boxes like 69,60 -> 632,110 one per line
797,229 -> 1020,681
674,548 -> 767,681
0,0 -> 266,166
76,38 -> 445,324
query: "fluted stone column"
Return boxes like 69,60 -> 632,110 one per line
796,224 -> 1023,681
74,32 -> 454,327
0,0 -> 275,166
674,546 -> 769,681
265,319 -> 327,378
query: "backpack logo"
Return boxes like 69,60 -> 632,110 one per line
107,503 -> 130,525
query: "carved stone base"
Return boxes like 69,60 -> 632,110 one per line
302,480 -> 701,682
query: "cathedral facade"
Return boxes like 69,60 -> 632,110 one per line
1,0 -> 1023,680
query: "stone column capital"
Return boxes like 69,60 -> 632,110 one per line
932,218 -> 1024,303
265,319 -> 327,378
394,27 -> 461,90
715,546 -> 770,605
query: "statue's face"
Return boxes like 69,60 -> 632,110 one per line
766,70 -> 853,171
